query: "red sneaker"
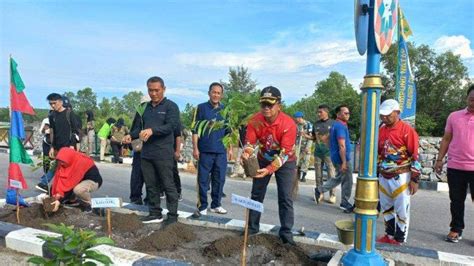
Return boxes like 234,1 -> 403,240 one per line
377,235 -> 400,245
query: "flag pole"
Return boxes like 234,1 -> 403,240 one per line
395,6 -> 401,101
9,55 -> 22,223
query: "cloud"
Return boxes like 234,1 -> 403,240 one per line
175,39 -> 362,72
433,35 -> 473,59
166,87 -> 208,99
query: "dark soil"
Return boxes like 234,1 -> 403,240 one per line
0,204 -> 333,264
243,155 -> 259,177
135,223 -> 196,251
101,212 -> 143,233
42,197 -> 56,213
0,203 -> 83,230
204,234 -> 315,265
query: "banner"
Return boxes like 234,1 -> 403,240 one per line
396,7 -> 416,125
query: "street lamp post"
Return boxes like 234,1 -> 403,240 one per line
342,0 -> 392,264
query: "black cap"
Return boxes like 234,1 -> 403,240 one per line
260,86 -> 281,104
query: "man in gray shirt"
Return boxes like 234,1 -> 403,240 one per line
312,104 -> 337,204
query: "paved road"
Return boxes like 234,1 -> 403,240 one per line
1,153 -> 473,256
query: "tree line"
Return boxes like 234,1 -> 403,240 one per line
1,42 -> 470,138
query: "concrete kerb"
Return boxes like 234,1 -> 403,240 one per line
1,196 -> 473,265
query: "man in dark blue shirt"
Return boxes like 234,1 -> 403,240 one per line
191,82 -> 229,217
125,76 -> 180,224
315,104 -> 354,213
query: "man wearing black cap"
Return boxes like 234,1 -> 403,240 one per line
241,86 -> 298,245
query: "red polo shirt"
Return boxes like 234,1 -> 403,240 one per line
245,111 -> 297,173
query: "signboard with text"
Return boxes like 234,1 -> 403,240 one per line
231,194 -> 264,213
91,197 -> 122,208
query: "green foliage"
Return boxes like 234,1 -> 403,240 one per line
123,91 -> 144,117
381,43 -> 469,136
193,71 -> 260,148
28,223 -> 114,266
285,71 -> 361,140
221,66 -> 257,93
75,88 -> 98,115
180,103 -> 195,129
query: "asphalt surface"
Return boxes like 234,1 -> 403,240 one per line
1,153 -> 473,256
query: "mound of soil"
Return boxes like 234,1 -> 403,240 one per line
135,223 -> 196,251
0,203 -> 83,230
101,212 -> 142,233
204,234 -> 314,265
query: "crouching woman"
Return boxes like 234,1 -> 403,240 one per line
51,147 -> 102,212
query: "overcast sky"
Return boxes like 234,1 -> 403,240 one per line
1,0 -> 473,110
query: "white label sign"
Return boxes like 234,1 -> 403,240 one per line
9,180 -> 23,189
91,198 -> 122,208
231,194 -> 264,213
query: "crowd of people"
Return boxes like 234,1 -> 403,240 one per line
36,79 -> 474,246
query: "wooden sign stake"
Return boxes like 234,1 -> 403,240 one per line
106,208 -> 112,237
241,208 -> 250,266
16,189 -> 20,224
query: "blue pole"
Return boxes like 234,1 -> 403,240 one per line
342,0 -> 385,265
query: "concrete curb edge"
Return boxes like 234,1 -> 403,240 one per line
0,197 -> 472,265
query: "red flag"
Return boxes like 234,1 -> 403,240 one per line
8,163 -> 28,189
10,84 -> 35,115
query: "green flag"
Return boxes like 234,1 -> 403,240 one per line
10,58 -> 25,93
9,136 -> 33,165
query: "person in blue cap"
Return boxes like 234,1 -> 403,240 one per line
294,111 -> 313,182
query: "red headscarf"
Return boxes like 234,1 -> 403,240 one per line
51,148 -> 95,198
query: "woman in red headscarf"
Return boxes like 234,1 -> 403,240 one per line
50,147 -> 102,212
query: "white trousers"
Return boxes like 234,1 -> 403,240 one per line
379,172 -> 411,242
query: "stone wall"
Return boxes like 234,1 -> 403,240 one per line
419,137 -> 446,182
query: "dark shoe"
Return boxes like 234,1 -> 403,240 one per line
300,172 -> 307,182
313,188 -> 322,204
140,214 -> 164,223
163,217 -> 178,226
280,236 -> 296,246
35,183 -> 48,193
160,192 -> 165,199
178,194 -> 183,202
131,199 -> 144,205
118,158 -> 123,164
445,231 -> 462,243
191,209 -> 207,218
340,203 -> 354,213
81,204 -> 92,213
240,230 -> 259,236
64,199 -> 81,207
222,192 -> 227,198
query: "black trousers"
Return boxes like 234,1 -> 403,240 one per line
248,160 -> 296,240
173,160 -> 182,194
129,152 -> 147,203
447,168 -> 474,234
110,141 -> 122,163
159,160 -> 182,194
42,142 -> 51,174
141,158 -> 179,218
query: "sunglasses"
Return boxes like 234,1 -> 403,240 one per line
260,102 -> 276,109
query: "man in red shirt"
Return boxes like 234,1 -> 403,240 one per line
241,86 -> 297,245
376,99 -> 421,245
